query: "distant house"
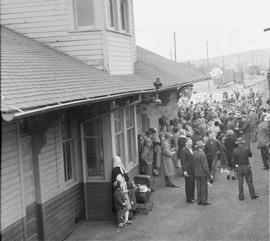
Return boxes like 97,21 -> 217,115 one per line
0,1 -> 207,241
248,65 -> 261,75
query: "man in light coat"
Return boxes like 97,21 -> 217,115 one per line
193,141 -> 211,205
161,132 -> 179,187
256,113 -> 270,170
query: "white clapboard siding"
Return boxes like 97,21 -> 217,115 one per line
129,0 -> 137,62
1,121 -> 23,229
39,124 -> 65,203
0,0 -> 105,69
107,31 -> 133,75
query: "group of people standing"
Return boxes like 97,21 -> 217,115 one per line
138,88 -> 268,206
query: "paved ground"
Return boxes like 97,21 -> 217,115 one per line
65,143 -> 269,241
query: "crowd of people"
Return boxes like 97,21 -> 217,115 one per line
111,88 -> 269,227
138,88 -> 268,205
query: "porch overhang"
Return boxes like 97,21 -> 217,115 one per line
2,80 -> 200,122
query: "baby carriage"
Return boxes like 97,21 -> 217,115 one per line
133,175 -> 154,214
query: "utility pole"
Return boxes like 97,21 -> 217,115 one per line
174,32 -> 177,62
263,27 -> 270,99
206,41 -> 210,91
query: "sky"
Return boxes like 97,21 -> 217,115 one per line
133,0 -> 270,62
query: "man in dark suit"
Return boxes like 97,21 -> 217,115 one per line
179,137 -> 195,203
232,137 -> 258,201
205,131 -> 221,183
193,141 -> 211,205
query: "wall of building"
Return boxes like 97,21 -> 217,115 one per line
43,183 -> 84,241
141,91 -> 179,130
0,0 -> 137,73
0,0 -> 103,69
1,121 -> 24,239
106,31 -> 134,75
129,0 -> 137,62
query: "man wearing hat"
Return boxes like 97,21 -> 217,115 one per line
193,141 -> 211,205
232,137 -> 258,201
179,138 -> 195,203
161,132 -> 179,187
256,113 -> 270,170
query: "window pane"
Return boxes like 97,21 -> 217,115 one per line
125,106 -> 134,128
83,118 -> 104,177
61,113 -> 72,140
108,0 -> 115,27
115,133 -> 125,161
63,142 -> 73,181
127,128 -> 135,163
114,109 -> 123,133
120,0 -> 128,31
84,120 -> 101,137
75,0 -> 95,27
85,138 -> 104,177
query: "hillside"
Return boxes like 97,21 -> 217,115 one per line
187,48 -> 270,71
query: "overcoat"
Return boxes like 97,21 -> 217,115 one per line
161,139 -> 176,176
179,146 -> 195,175
193,150 -> 209,177
257,121 -> 270,148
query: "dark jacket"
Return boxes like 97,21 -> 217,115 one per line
113,189 -> 126,211
205,138 -> 221,159
177,136 -> 187,158
224,136 -> 237,156
232,146 -> 252,165
179,146 -> 195,175
193,150 -> 210,177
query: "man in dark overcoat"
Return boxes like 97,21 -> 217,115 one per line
193,141 -> 211,205
232,137 -> 258,201
179,137 -> 195,203
205,131 -> 221,183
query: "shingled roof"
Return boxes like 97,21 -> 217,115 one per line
135,46 -> 209,83
1,26 -> 207,120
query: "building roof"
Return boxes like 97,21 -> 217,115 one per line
136,46 -> 209,83
1,26 -> 207,120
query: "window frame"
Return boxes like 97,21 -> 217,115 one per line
112,105 -> 138,171
61,112 -> 75,184
107,0 -> 118,30
68,0 -> 98,32
119,0 -> 130,33
106,0 -> 130,34
82,118 -> 105,179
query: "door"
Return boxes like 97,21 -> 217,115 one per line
21,135 -> 39,241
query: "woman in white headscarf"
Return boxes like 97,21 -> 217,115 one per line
111,155 -> 132,225
111,155 -> 128,184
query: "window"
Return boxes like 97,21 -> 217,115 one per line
125,107 -> 135,163
119,0 -> 129,32
114,109 -> 125,161
61,113 -> 75,182
108,0 -> 117,28
73,0 -> 95,29
114,106 -> 136,167
82,119 -> 104,177
107,0 -> 129,33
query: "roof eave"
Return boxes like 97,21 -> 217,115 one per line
2,81 -> 194,121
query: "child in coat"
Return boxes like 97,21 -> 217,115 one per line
113,180 -> 126,228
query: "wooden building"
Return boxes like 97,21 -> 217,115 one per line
1,1 -> 208,241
